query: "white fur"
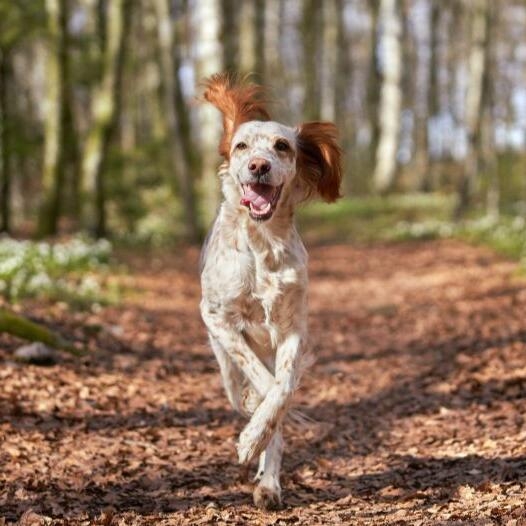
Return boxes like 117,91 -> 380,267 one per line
200,119 -> 329,510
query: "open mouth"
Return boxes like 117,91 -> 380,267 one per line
240,183 -> 283,221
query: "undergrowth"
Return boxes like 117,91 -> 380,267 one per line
0,236 -> 120,306
299,193 -> 526,271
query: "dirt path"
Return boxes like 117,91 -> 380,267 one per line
1,240 -> 526,525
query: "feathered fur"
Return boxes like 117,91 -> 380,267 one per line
297,122 -> 343,202
202,73 -> 271,158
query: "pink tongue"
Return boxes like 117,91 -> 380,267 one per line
241,184 -> 273,211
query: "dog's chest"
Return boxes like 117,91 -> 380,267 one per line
238,246 -> 305,339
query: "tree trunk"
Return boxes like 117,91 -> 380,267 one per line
193,0 -> 222,227
455,0 -> 489,218
373,0 -> 402,194
0,48 -> 11,233
0,308 -> 84,357
38,0 -> 65,237
264,0 -> 281,82
220,0 -> 239,73
154,0 -> 201,243
81,0 -> 132,238
60,0 -> 81,228
253,0 -> 265,82
366,0 -> 381,169
422,0 -> 441,191
334,0 -> 352,194
320,0 -> 337,123
482,3 -> 497,219
301,0 -> 324,121
400,0 -> 418,189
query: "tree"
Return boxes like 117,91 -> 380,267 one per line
373,0 -> 402,193
37,0 -> 79,236
80,0 -> 132,237
220,0 -> 239,74
455,0 -> 490,218
424,0 -> 441,191
193,0 -> 222,227
253,0 -> 265,82
481,2 -> 497,218
38,0 -> 65,237
154,0 -> 200,242
301,0 -> 324,121
366,0 -> 381,170
333,0 -> 352,194
0,47 -> 11,233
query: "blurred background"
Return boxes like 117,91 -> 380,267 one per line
0,0 -> 525,250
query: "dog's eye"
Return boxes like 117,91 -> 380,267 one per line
235,142 -> 248,151
274,140 -> 290,152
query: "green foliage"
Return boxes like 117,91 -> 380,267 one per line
0,236 -> 118,305
298,193 -> 526,271
0,0 -> 45,49
390,215 -> 526,269
298,193 -> 454,244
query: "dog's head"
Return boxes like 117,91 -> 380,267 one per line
203,73 -> 342,222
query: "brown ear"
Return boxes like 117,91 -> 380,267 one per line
202,73 -> 271,158
296,122 -> 342,202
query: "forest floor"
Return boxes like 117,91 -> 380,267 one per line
1,239 -> 526,525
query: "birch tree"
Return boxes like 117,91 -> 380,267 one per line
193,0 -> 222,227
373,0 -> 402,193
455,0 -> 489,217
423,0 -> 441,191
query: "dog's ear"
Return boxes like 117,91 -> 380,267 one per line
296,122 -> 342,202
202,73 -> 271,158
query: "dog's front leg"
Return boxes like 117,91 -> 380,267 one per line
237,331 -> 303,465
201,304 -> 275,398
253,426 -> 284,510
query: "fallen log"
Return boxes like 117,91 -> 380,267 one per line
0,308 -> 85,357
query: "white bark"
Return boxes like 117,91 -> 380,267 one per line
465,0 -> 488,136
457,0 -> 489,216
373,0 -> 402,193
192,0 -> 222,226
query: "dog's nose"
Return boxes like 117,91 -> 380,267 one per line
248,158 -> 271,176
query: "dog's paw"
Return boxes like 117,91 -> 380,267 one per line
237,429 -> 259,465
237,425 -> 269,465
253,484 -> 282,511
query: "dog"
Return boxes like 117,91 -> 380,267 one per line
199,73 -> 342,510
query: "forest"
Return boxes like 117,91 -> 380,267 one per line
0,0 -> 525,243
1,0 -> 526,524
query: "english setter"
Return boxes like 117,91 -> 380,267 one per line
199,73 -> 342,510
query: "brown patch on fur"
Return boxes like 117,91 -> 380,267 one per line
202,73 -> 271,158
296,121 -> 343,202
